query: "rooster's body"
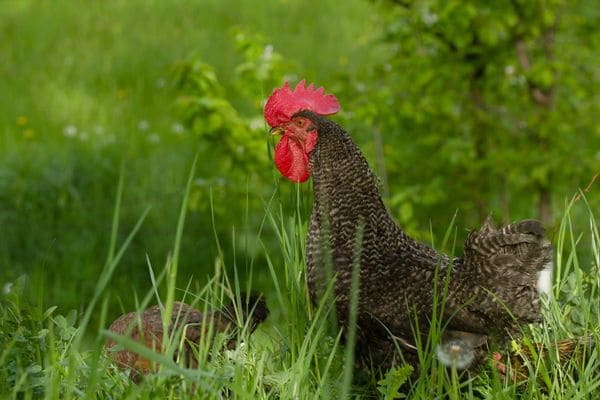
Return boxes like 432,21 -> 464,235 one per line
303,110 -> 552,367
265,81 -> 553,369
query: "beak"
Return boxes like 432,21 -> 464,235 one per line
269,126 -> 284,136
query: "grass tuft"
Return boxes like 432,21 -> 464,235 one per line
1,175 -> 599,398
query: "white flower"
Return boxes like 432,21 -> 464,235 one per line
171,123 -> 184,135
435,339 -> 475,370
137,120 -> 150,131
3,282 -> 12,295
249,117 -> 264,131
422,11 -> 438,26
262,45 -> 273,61
63,125 -> 77,137
147,133 -> 160,143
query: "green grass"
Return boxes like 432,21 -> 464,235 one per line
1,1 -> 599,398
2,0 -> 597,334
0,0 -> 383,315
1,171 -> 599,398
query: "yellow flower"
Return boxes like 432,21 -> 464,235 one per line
17,116 -> 28,126
23,129 -> 35,139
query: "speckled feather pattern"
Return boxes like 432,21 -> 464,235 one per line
298,110 -> 553,369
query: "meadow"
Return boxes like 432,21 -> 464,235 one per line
1,0 -> 599,398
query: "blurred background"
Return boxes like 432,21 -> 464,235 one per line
1,0 -> 598,317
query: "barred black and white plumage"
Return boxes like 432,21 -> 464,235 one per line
263,81 -> 554,371
297,110 -> 553,369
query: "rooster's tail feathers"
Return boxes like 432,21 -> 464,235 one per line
465,216 -> 552,276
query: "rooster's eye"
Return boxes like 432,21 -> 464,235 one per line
296,119 -> 303,127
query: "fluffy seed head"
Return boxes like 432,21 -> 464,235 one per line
435,339 -> 476,370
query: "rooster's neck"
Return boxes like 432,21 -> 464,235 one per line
308,119 -> 386,224
304,113 -> 447,271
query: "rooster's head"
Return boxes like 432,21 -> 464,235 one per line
264,80 -> 339,182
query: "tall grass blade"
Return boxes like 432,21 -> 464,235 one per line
340,222 -> 365,399
163,154 -> 198,338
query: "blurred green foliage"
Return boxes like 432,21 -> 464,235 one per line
0,0 -> 598,316
336,0 -> 599,236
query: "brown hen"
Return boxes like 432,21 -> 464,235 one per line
105,294 -> 268,380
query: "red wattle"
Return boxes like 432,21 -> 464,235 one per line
274,135 -> 310,183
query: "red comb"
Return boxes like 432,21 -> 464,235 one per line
264,80 -> 340,127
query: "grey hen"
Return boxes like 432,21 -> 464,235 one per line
264,80 -> 552,370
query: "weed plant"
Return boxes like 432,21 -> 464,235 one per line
1,161 -> 598,398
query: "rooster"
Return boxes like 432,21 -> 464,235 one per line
264,81 -> 553,370
105,294 -> 268,381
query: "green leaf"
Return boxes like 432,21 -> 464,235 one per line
377,364 -> 413,399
